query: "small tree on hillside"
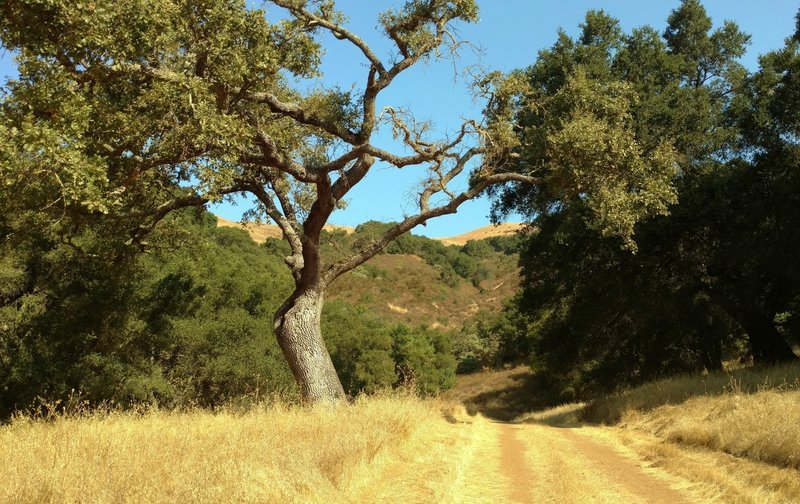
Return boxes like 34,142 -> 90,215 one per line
0,0 -> 676,403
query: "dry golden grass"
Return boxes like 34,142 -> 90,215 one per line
620,389 -> 800,470
516,402 -> 586,427
434,222 -> 526,246
613,425 -> 800,504
0,395 -> 492,504
572,362 -> 800,503
583,361 -> 800,424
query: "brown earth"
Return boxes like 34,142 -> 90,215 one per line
498,423 -> 536,503
494,421 -> 694,503
448,368 -> 698,503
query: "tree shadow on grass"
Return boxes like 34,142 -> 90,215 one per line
456,368 -> 559,421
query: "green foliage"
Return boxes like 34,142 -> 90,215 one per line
391,325 -> 456,395
322,301 -> 396,395
0,0 -> 327,225
483,234 -> 524,255
384,226 -> 491,288
321,221 -> 495,288
450,301 -> 532,372
139,215 -> 296,405
322,301 -> 456,396
492,1 -> 800,401
484,10 -> 679,247
0,210 -> 298,416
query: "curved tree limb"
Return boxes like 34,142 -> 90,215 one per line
321,171 -> 540,286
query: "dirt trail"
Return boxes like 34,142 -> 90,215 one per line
491,422 -> 692,504
498,424 -> 536,503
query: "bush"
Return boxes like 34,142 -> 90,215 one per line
456,355 -> 482,374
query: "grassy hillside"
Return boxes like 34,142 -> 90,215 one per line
327,253 -> 518,329
217,215 -> 522,328
215,216 -> 522,248
435,223 -> 526,246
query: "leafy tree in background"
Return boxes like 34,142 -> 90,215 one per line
138,214 -> 297,405
495,1 -> 799,399
0,208 -> 301,415
322,301 -> 457,396
0,0 -> 677,403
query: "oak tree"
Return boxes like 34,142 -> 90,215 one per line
0,0 -> 676,403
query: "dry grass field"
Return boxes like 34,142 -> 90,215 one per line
0,395 -> 508,504
577,362 -> 800,503
3,364 -> 800,503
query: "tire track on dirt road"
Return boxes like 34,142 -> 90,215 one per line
498,423 -> 536,503
496,422 -> 693,503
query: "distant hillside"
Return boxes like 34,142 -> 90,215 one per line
434,222 -> 526,246
215,215 -> 524,328
327,252 -> 519,329
216,216 -> 355,242
215,215 -> 523,246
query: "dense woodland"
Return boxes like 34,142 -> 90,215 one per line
489,1 -> 800,400
1,0 -> 799,416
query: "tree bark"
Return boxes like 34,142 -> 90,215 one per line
698,313 -> 724,371
274,288 -> 346,404
735,305 -> 798,365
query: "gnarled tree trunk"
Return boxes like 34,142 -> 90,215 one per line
274,288 -> 345,404
712,292 -> 798,365
736,305 -> 798,365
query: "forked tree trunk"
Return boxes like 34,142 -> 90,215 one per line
713,293 -> 798,365
274,288 -> 346,404
737,306 -> 798,365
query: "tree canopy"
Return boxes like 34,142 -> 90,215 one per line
491,1 -> 800,400
0,0 -> 681,403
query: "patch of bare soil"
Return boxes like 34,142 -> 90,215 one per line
498,423 -> 536,503
496,422 -> 695,503
558,428 -> 691,504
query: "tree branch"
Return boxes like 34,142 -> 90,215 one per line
243,91 -> 360,144
331,154 -> 375,200
108,63 -> 360,145
247,182 -> 305,278
321,171 -> 540,285
249,128 -> 318,183
271,0 -> 387,77
126,185 -> 240,248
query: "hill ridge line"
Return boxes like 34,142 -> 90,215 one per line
214,215 -> 524,246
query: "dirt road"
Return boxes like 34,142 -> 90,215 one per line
486,422 -> 693,504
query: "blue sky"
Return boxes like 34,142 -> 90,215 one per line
1,1 -> 797,237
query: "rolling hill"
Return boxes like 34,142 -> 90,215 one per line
215,215 -> 524,328
215,216 -> 523,248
